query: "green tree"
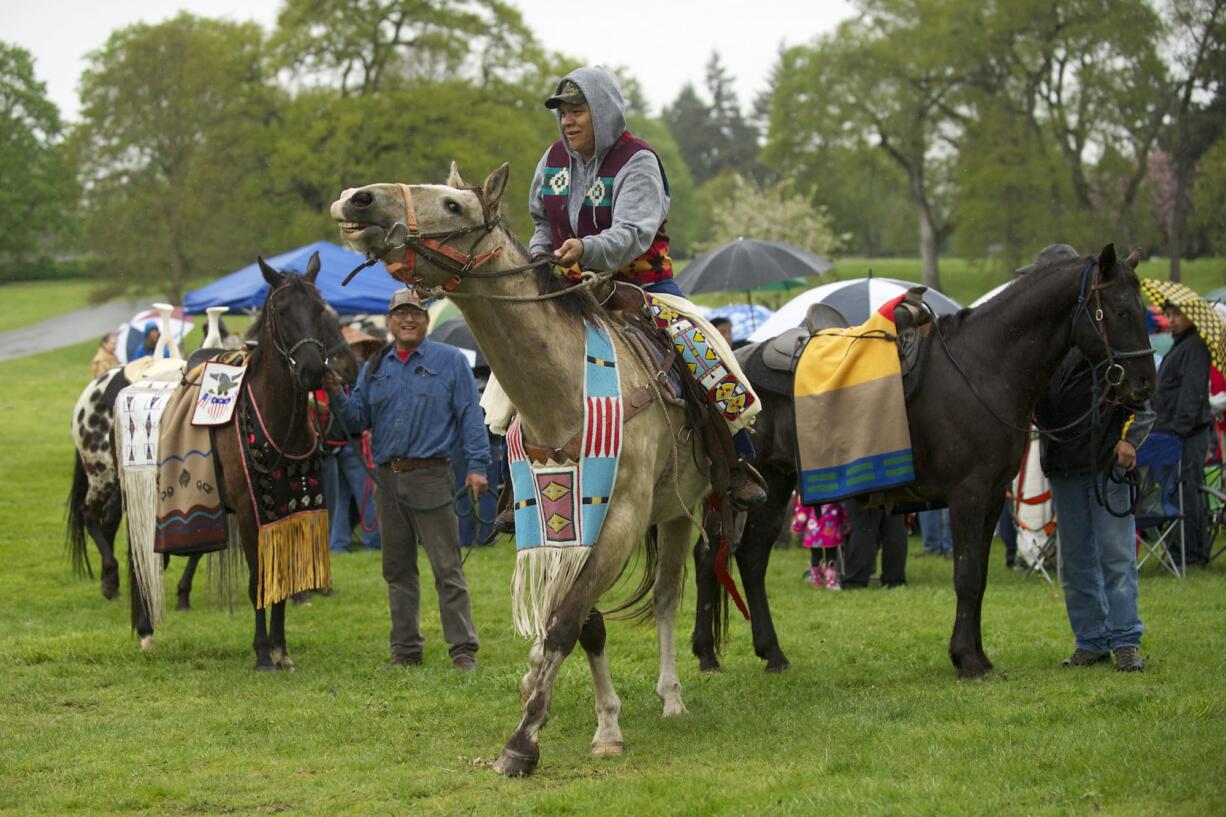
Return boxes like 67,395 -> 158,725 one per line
0,43 -> 75,268
1158,0 -> 1226,279
271,0 -> 542,95
1193,136 -> 1226,253
73,14 -> 279,300
698,173 -> 846,257
664,52 -> 760,186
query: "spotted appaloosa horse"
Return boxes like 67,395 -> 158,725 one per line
67,368 -> 206,606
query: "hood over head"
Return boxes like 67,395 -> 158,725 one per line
550,66 -> 626,164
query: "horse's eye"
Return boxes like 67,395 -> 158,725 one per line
445,199 -> 462,214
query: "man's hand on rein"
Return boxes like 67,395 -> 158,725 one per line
1114,440 -> 1137,471
555,238 -> 584,266
322,370 -> 343,393
465,472 -> 489,498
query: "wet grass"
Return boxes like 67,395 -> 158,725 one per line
2,344 -> 1225,816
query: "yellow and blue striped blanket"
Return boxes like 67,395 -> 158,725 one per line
794,295 -> 914,503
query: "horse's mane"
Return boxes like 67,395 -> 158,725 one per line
496,226 -> 604,323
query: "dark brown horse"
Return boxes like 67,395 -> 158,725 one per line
71,255 -> 357,666
694,245 -> 1155,677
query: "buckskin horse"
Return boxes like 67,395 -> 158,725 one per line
70,257 -> 357,666
331,163 -> 713,777
693,246 -> 1155,678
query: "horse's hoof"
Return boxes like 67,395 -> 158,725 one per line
764,652 -> 791,673
138,636 -> 156,653
955,659 -> 993,680
492,747 -> 539,777
592,741 -> 624,757
270,649 -> 295,671
101,585 -> 120,602
175,596 -> 191,612
253,662 -> 276,672
697,656 -> 722,673
290,592 -> 312,607
661,700 -> 688,718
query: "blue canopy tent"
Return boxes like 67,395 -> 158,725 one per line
183,241 -> 399,315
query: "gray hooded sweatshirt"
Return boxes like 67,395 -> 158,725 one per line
528,66 -> 670,272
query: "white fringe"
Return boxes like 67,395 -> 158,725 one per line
510,546 -> 591,640
121,468 -> 165,626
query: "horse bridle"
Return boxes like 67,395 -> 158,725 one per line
340,184 -> 562,295
263,282 -> 349,380
1070,258 -> 1155,388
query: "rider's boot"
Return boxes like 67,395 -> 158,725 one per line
729,459 -> 768,509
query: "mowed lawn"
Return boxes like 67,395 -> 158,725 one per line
1,306 -> 1225,815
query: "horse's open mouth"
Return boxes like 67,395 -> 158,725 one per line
337,220 -> 371,238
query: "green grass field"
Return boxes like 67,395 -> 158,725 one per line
2,329 -> 1226,814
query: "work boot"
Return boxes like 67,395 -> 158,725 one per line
1059,648 -> 1110,668
1113,646 -> 1145,672
729,460 -> 768,509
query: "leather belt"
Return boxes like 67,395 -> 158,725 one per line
387,456 -> 448,472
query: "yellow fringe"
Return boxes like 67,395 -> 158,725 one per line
256,510 -> 331,608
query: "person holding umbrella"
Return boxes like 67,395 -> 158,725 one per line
1141,279 -> 1224,568
519,65 -> 764,507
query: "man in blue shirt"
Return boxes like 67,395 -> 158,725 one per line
330,289 -> 490,671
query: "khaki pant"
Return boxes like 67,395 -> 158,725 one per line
375,462 -> 478,659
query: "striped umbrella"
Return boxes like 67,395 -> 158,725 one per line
1140,279 -> 1226,371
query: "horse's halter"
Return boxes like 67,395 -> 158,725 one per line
1070,258 -> 1155,390
262,281 -> 349,385
379,183 -> 507,291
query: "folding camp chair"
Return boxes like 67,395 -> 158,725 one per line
1200,459 -> 1226,564
1134,431 -> 1186,578
1012,430 -> 1060,583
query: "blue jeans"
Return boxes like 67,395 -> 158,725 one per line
918,508 -> 952,553
1049,473 -> 1143,652
322,446 -> 381,551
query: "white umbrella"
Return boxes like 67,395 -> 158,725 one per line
116,307 -> 194,364
970,280 -> 1015,307
747,277 -> 962,343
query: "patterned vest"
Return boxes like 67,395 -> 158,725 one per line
540,131 -> 673,286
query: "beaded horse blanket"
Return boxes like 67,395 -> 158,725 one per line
234,382 -> 330,608
793,294 -> 915,504
507,319 -> 622,639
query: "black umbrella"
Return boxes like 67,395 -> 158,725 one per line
430,317 -> 487,368
675,238 -> 834,295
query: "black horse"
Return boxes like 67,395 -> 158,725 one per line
694,245 -> 1155,677
70,255 -> 357,665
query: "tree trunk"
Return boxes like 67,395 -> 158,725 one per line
1168,156 -> 1192,283
914,194 -> 941,292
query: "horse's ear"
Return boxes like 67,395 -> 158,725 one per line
1125,247 -> 1143,269
1097,243 -> 1117,278
258,257 -> 284,288
304,251 -> 321,284
447,161 -> 465,188
482,163 -> 510,214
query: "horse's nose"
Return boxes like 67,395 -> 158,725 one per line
349,190 -> 374,209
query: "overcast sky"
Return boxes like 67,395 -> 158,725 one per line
4,0 -> 855,122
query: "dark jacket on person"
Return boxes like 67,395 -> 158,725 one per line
1152,329 -> 1212,438
1035,349 -> 1155,477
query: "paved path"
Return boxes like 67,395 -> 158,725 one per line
0,299 -> 149,362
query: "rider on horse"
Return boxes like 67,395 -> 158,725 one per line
516,65 -> 766,508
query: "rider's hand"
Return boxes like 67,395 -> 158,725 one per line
322,371 -> 342,393
1114,440 -> 1137,471
555,238 -> 584,266
465,472 -> 489,497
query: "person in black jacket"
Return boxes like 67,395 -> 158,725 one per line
1153,302 -> 1212,567
1032,241 -> 1155,673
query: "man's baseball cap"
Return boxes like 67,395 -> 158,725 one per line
388,288 -> 428,313
545,79 -> 586,109
1015,243 -> 1079,275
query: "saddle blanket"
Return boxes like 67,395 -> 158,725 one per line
794,294 -> 914,504
155,380 -> 228,555
116,379 -> 179,469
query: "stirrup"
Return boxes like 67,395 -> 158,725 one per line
729,460 -> 768,509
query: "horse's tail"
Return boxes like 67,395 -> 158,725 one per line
601,525 -> 661,624
66,452 -> 93,578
